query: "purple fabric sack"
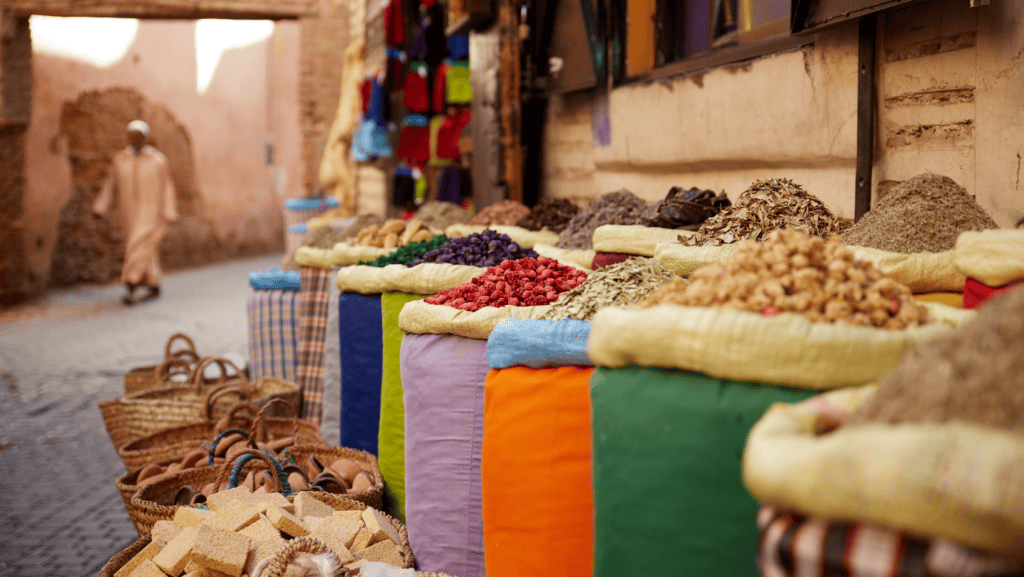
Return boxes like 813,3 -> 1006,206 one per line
400,333 -> 488,577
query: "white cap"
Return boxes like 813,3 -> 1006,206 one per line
127,120 -> 150,136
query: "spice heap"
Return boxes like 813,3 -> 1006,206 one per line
841,173 -> 998,253
425,257 -> 587,311
361,235 -> 448,267
848,287 -> 1024,432
341,214 -> 386,240
355,219 -> 434,248
543,257 -> 678,321
680,179 -> 849,246
116,491 -> 409,577
516,198 -> 581,233
468,200 -> 532,226
416,201 -> 472,230
304,225 -> 348,249
643,229 -> 930,329
413,229 -> 538,267
556,190 -> 649,249
645,187 -> 731,230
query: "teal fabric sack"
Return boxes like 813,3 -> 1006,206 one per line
589,366 -> 814,577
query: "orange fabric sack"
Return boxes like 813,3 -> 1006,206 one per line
482,365 -> 595,577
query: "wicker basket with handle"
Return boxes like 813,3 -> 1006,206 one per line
123,333 -> 200,395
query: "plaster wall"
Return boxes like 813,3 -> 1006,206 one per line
23,19 -> 303,286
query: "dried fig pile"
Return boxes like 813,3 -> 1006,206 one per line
645,187 -> 730,230
680,179 -> 849,246
516,198 -> 581,233
643,229 -> 930,330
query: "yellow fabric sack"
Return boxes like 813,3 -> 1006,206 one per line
587,303 -> 972,389
743,385 -> 1024,553
444,224 -> 558,248
850,246 -> 963,293
653,242 -> 738,276
592,225 -> 694,257
532,243 -> 595,271
330,242 -> 397,266
398,301 -> 550,340
335,264 -> 484,295
954,229 -> 1024,287
294,247 -> 335,269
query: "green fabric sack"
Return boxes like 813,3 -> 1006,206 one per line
379,292 -> 426,522
589,366 -> 814,577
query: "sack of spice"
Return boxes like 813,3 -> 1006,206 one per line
556,190 -> 649,249
468,199 -> 531,226
745,288 -> 1024,552
954,229 -> 1024,287
335,263 -> 484,296
590,230 -> 974,389
542,257 -> 677,322
415,201 -> 472,231
445,224 -> 558,248
592,224 -> 695,257
331,243 -> 400,267
360,235 -> 448,268
515,198 -> 581,233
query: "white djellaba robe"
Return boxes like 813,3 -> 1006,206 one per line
92,145 -> 178,287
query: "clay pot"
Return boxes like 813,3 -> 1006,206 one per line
267,436 -> 295,452
179,448 -> 207,470
350,472 -> 373,494
214,433 -> 244,457
328,458 -> 362,483
136,463 -> 163,483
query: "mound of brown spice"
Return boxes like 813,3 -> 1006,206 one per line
840,173 -> 998,253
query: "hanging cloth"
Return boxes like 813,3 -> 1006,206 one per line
397,114 -> 431,164
437,108 -> 472,160
384,0 -> 406,47
433,61 -> 450,115
446,61 -> 472,104
404,62 -> 430,113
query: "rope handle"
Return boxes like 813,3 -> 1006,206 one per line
213,400 -> 258,432
208,427 -> 254,465
163,333 -> 198,359
251,398 -> 299,443
264,536 -> 342,577
202,382 -> 254,421
154,357 -> 193,383
190,357 -> 243,393
217,449 -> 292,496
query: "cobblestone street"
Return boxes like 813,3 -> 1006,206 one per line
0,255 -> 281,576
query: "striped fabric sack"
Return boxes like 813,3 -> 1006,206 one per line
296,267 -> 333,421
758,506 -> 1024,577
247,289 -> 299,385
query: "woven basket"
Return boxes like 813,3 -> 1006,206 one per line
117,394 -> 321,472
102,494 -> 417,577
123,333 -> 199,395
132,447 -> 383,534
281,445 -> 385,510
116,456 -> 182,536
100,358 -> 301,449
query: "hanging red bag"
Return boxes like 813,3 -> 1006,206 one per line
404,62 -> 430,113
437,109 -> 472,160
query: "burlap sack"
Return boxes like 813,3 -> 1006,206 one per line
954,229 -> 1024,287
399,301 -> 551,340
653,242 -> 738,276
330,242 -> 397,266
593,225 -> 694,257
443,224 -> 558,248
587,303 -> 973,389
294,247 -> 335,269
851,246 -> 963,293
654,241 -> 965,292
532,243 -> 595,271
743,385 -> 1024,553
335,264 -> 484,295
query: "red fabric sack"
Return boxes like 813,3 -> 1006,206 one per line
398,125 -> 431,164
963,277 -> 1024,309
436,109 -> 472,159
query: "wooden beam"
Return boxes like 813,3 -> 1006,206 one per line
499,0 -> 522,203
7,0 -> 311,20
855,14 -> 876,220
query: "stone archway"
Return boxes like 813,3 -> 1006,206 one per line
49,87 -> 209,285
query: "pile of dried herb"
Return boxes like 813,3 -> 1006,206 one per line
840,173 -> 998,253
680,179 -> 849,246
645,187 -> 731,230
556,190 -> 649,249
469,200 -> 532,226
542,257 -> 678,321
304,225 -> 348,249
848,287 -> 1024,433
517,198 -> 581,233
416,201 -> 473,230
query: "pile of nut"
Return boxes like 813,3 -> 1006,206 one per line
468,200 -> 532,226
354,219 -> 435,248
119,490 -> 407,577
642,229 -> 930,330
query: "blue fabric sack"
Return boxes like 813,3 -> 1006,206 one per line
486,318 -> 594,369
249,268 -> 301,291
339,293 -> 385,454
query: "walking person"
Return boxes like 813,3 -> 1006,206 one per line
92,120 -> 178,305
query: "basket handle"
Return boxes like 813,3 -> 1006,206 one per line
164,333 -> 198,359
251,398 -> 299,443
191,357 -> 243,393
216,449 -> 292,496
154,357 -> 193,383
213,400 -> 258,432
264,536 -> 340,577
208,427 -> 255,465
202,382 -> 254,421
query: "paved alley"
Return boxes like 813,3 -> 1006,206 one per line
0,255 -> 281,576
